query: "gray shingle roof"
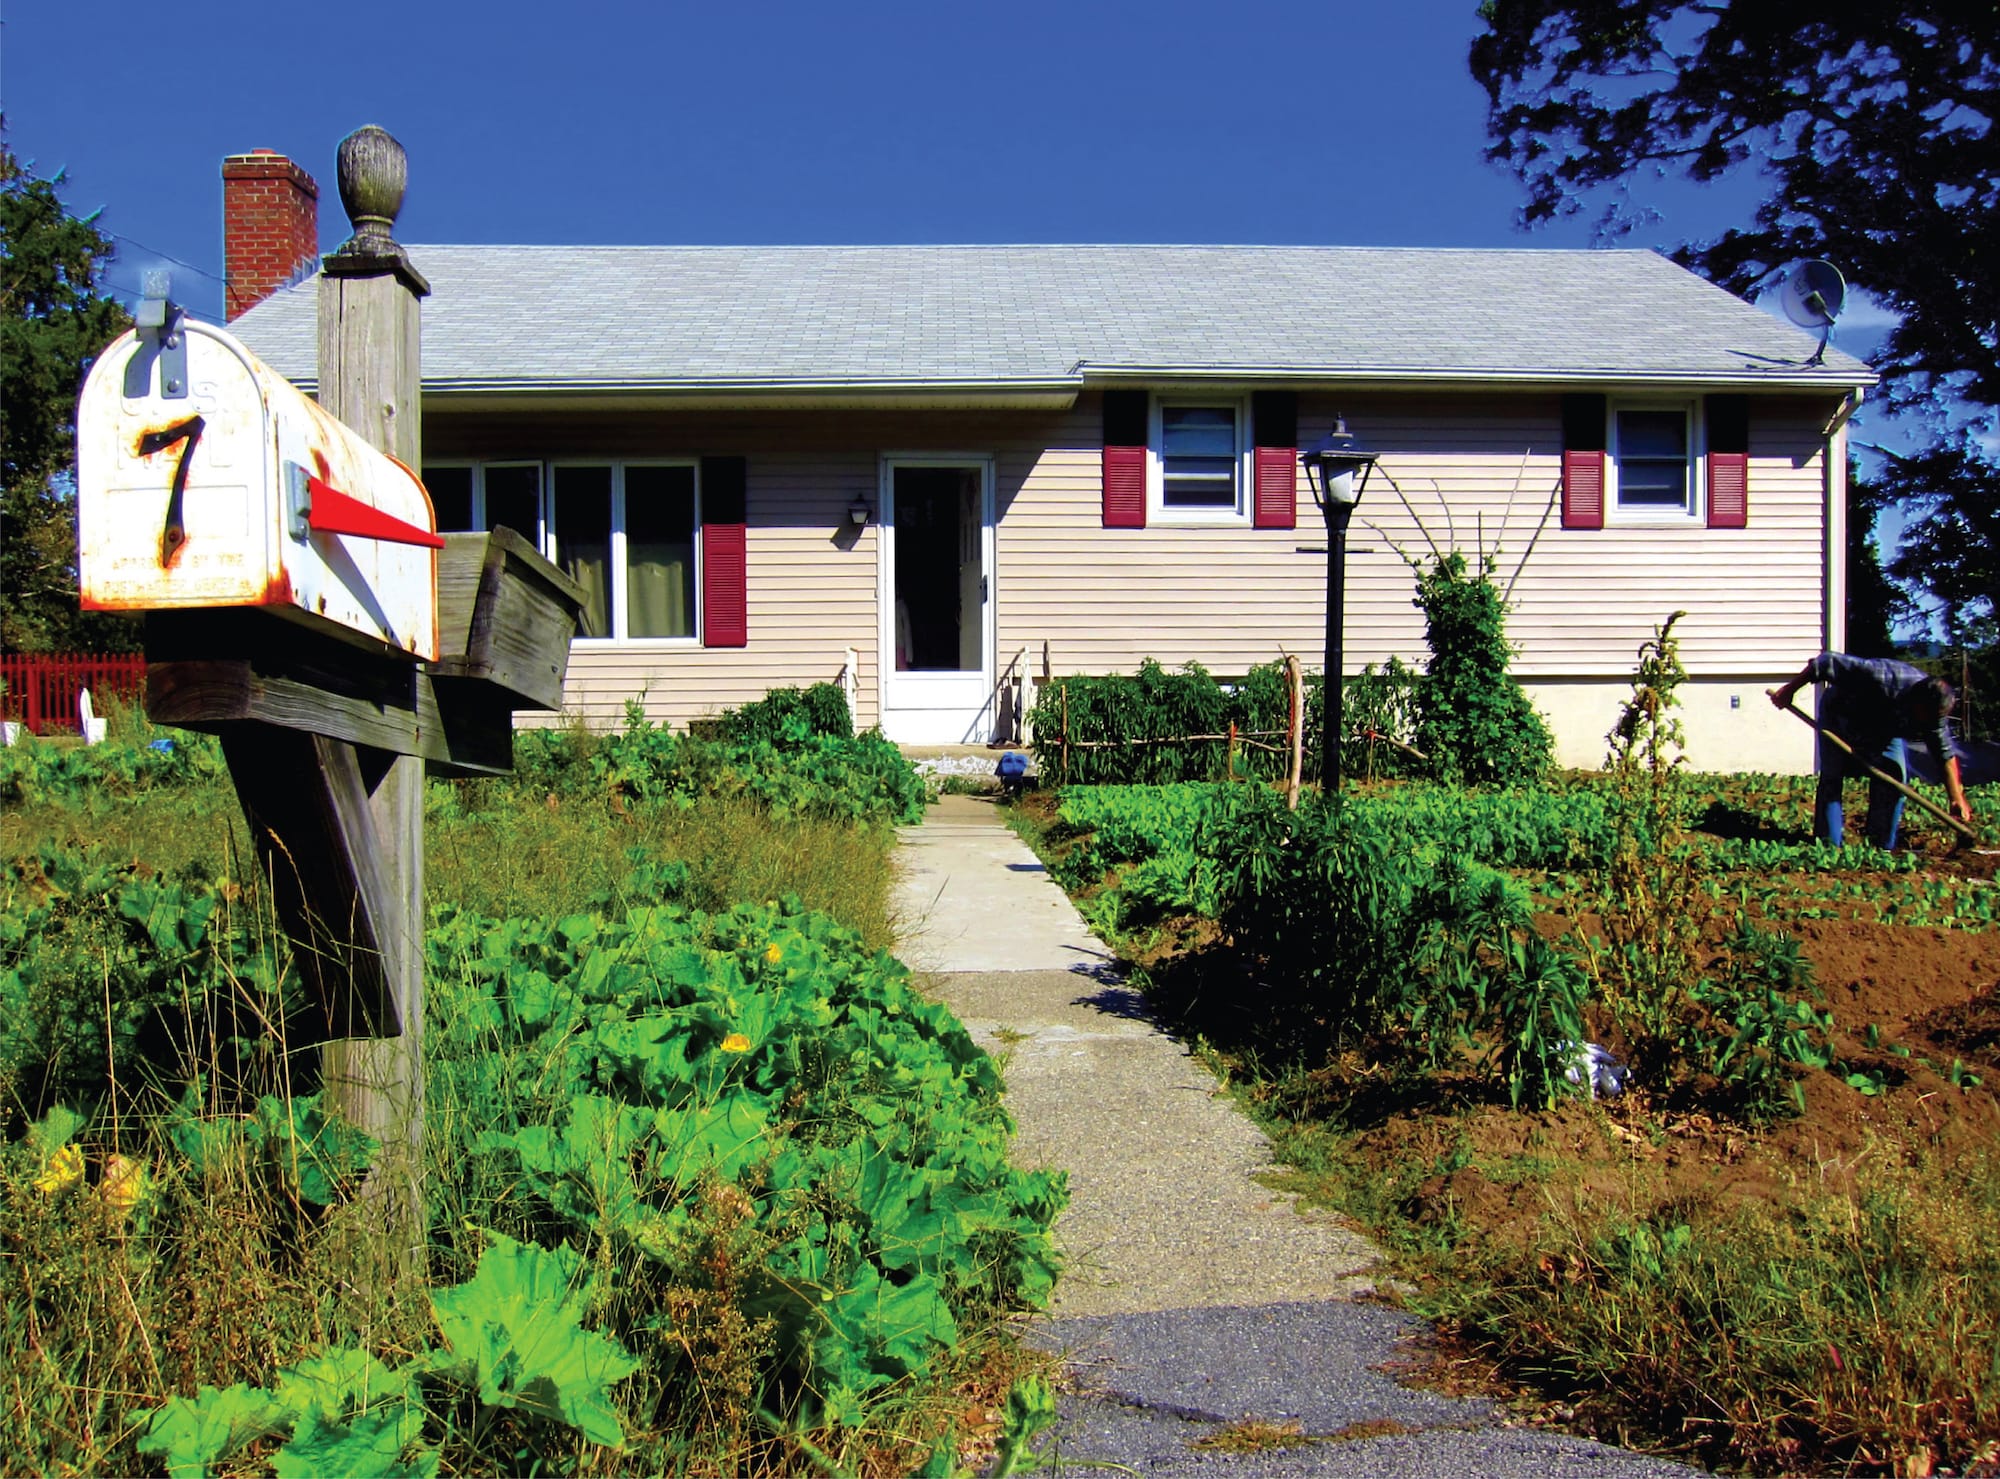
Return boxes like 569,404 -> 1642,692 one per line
230,244 -> 1874,393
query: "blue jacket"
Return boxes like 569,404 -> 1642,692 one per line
1809,652 -> 1952,758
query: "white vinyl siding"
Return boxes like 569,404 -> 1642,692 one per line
423,392 -> 1834,763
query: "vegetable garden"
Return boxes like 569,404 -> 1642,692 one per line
1012,629 -> 2000,1476
0,687 -> 1061,1477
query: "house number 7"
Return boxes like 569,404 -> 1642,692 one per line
138,414 -> 206,567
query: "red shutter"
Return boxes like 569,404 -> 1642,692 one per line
1251,391 -> 1297,529
1253,447 -> 1296,529
700,456 -> 748,648
1561,394 -> 1607,531
1102,389 -> 1148,528
1706,394 -> 1750,529
1562,451 -> 1606,530
1102,447 -> 1147,528
1707,453 -> 1749,528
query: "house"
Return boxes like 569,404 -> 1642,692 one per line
220,149 -> 1875,772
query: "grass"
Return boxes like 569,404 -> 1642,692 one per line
1231,1069 -> 2000,1473
426,780 -> 897,950
1,760 -> 897,953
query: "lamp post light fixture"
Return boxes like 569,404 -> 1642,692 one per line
1299,419 -> 1379,793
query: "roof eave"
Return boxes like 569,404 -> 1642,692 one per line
1077,363 -> 1879,392
286,375 -> 1087,412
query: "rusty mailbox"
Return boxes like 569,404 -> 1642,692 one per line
77,315 -> 441,662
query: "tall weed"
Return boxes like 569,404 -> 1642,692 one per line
1429,1155 -> 2000,1474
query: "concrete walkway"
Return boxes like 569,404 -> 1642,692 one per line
895,795 -> 1693,1478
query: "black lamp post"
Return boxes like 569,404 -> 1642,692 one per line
1300,419 -> 1379,792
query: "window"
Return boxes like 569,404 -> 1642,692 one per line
1151,399 -> 1248,522
424,460 -> 701,642
1609,404 -> 1700,520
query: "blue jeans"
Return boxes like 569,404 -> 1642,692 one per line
1815,733 -> 1906,848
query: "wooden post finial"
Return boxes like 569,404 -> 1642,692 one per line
325,125 -> 429,296
336,126 -> 405,252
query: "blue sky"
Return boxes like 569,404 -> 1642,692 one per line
6,0 -> 1901,464
8,0 -> 1785,311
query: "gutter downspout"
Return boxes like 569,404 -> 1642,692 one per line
1824,389 -> 1862,655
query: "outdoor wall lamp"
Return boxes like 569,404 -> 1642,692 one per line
1299,419 -> 1380,793
847,500 -> 872,527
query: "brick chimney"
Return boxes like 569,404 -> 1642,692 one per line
222,149 -> 320,320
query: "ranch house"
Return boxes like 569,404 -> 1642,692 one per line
220,148 -> 1874,772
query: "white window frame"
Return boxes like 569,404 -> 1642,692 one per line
1607,400 -> 1704,525
424,458 -> 704,645
1148,395 -> 1251,526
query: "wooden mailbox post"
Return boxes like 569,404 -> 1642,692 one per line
76,127 -> 583,1243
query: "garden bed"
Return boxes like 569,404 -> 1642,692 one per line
1010,771 -> 2000,1474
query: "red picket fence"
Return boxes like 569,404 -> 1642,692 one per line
0,652 -> 146,735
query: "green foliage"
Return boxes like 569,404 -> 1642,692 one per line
0,728 -> 226,806
1049,780 -> 1617,935
169,1091 -> 377,1209
0,845 -> 289,1118
1411,551 -> 1551,784
1027,657 -> 1430,788
1025,565 -> 1543,788
512,705 -> 925,826
136,1235 -> 639,1476
3,765 -> 1051,1471
1179,783 -> 1587,1106
423,864 -> 1064,1426
1028,659 -> 1234,786
0,136 -> 137,652
713,682 -> 854,748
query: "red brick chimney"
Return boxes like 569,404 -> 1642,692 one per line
222,149 -> 320,320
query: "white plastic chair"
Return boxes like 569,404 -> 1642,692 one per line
77,688 -> 109,746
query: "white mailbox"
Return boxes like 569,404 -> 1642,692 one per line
77,316 -> 440,662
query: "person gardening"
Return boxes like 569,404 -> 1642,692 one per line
1769,652 -> 1973,849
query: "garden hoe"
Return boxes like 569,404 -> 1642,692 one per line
1768,693 -> 1983,851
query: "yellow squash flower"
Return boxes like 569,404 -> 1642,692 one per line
100,1154 -> 147,1215
720,1032 -> 753,1054
33,1143 -> 83,1196
764,942 -> 783,964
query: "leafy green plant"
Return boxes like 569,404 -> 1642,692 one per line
136,1234 -> 642,1477
510,706 -> 925,826
712,682 -> 853,749
1410,551 -> 1552,784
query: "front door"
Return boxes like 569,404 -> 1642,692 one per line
879,458 -> 994,743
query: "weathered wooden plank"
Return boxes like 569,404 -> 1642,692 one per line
148,658 -> 444,759
426,678 -> 520,776
434,525 -> 584,711
221,727 -> 401,1037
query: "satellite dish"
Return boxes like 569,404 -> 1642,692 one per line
1781,259 -> 1847,365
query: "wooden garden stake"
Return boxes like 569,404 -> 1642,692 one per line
1284,654 -> 1303,810
1061,681 -> 1070,785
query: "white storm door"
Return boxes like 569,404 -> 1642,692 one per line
879,457 -> 995,744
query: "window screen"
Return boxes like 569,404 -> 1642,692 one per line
1161,406 -> 1239,507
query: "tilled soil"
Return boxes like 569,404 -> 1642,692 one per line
1376,911 -> 2000,1250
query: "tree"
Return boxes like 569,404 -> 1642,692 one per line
1846,460 -> 1903,657
1471,3 -> 2000,628
1,131 -> 134,652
